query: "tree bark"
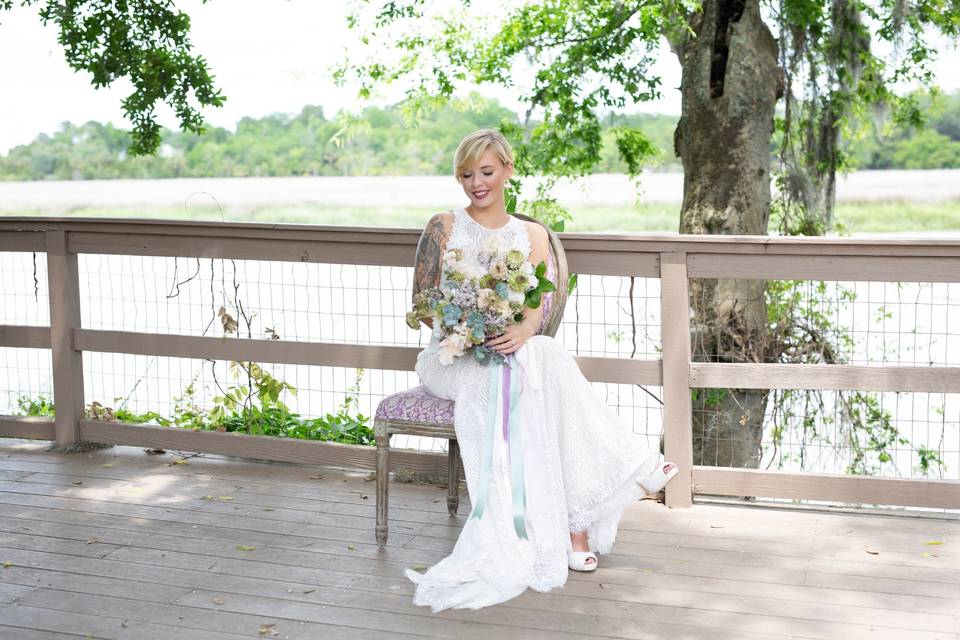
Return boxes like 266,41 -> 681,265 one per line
672,0 -> 781,467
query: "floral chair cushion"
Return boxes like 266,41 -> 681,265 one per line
375,385 -> 455,424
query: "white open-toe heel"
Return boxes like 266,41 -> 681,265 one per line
567,550 -> 598,572
639,461 -> 679,494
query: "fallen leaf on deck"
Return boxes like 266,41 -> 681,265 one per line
213,597 -> 226,605
347,544 -> 356,551
309,475 -> 324,480
262,507 -> 275,512
200,495 -> 214,501
598,583 -> 607,589
303,588 -> 317,594
86,537 -> 98,545
864,546 -> 880,555
410,564 -> 428,572
923,540 -> 943,546
102,464 -> 113,468
219,496 -> 233,501
2,560 -> 11,568
236,545 -> 256,551
172,459 -> 189,465
258,623 -> 279,636
143,448 -> 166,454
72,481 -> 83,485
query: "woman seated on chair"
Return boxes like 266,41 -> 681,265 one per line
405,128 -> 679,613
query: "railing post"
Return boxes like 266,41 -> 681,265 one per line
660,252 -> 693,507
46,230 -> 84,448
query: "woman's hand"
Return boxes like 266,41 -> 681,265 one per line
485,319 -> 536,355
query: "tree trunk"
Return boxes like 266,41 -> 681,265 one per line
672,0 -> 781,468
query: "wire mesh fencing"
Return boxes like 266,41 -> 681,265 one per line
30,255 -> 661,453
4,245 -> 957,485
689,277 -> 960,480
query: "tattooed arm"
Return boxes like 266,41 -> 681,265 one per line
412,212 -> 453,329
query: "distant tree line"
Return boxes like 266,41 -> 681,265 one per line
2,91 -> 958,181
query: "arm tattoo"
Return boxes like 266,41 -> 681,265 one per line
413,215 -> 447,299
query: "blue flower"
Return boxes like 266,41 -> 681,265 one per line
442,304 -> 462,326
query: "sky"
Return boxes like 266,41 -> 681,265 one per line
0,0 -> 956,155
0,0 -> 685,154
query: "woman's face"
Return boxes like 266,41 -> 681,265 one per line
458,147 -> 513,210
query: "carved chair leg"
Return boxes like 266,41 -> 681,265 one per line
447,438 -> 460,515
374,420 -> 390,547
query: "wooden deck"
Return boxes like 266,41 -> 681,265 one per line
0,440 -> 958,640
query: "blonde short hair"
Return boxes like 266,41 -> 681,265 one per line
453,129 -> 514,178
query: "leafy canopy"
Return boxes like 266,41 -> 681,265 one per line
342,0 -> 958,231
337,0 -> 688,227
2,0 -> 225,155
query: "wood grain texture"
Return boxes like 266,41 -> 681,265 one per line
73,328 -> 662,384
45,230 -> 83,446
689,253 -> 960,283
0,325 -> 50,349
660,252 -> 693,508
694,466 -> 960,509
0,416 -> 55,440
77,420 -> 449,475
4,215 -> 960,256
690,362 -> 960,393
0,230 -> 44,252
0,441 -> 957,640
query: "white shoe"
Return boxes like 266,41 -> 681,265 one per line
567,550 -> 598,572
639,461 -> 679,494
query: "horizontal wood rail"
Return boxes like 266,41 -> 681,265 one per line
688,253 -> 960,283
0,416 -> 55,440
690,363 -> 960,393
693,466 -> 960,510
1,217 -> 959,512
77,421 -> 453,476
73,329 -> 663,385
0,325 -> 50,349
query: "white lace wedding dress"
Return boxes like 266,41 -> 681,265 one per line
405,207 -> 662,612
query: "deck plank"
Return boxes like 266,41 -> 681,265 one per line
2,441 -> 959,640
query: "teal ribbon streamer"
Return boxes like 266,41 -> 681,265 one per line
469,354 -> 528,539
505,356 -> 527,539
469,358 -> 499,523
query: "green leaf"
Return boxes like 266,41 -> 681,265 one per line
505,191 -> 518,214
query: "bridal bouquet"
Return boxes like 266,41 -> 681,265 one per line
406,236 -> 556,366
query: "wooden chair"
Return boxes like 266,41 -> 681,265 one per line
373,213 -> 569,546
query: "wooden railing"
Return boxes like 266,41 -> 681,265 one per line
1,217 -> 959,510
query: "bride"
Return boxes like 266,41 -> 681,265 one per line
405,129 -> 679,612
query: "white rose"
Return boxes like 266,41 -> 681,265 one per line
437,333 -> 468,365
521,261 -> 535,277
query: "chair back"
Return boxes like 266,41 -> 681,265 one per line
512,213 -> 568,338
